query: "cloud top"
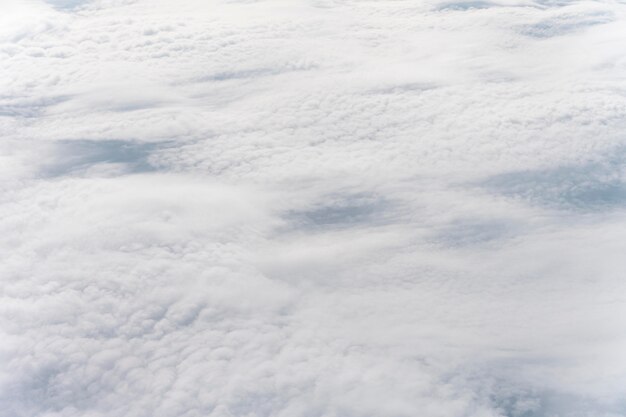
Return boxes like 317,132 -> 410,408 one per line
2,1 -> 626,416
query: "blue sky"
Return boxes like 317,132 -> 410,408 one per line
1,1 -> 626,416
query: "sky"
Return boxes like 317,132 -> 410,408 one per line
1,0 -> 626,416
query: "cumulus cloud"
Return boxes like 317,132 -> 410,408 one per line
2,0 -> 626,416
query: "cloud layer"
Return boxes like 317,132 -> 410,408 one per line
2,1 -> 626,416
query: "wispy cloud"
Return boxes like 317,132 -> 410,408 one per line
2,1 -> 626,416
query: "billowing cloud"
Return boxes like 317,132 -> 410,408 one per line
2,1 -> 626,416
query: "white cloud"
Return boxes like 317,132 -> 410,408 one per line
2,0 -> 626,416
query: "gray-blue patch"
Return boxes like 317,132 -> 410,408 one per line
482,148 -> 626,211
193,64 -> 316,84
0,96 -> 70,119
42,140 -> 164,177
436,1 -> 494,11
433,218 -> 516,248
287,193 -> 388,229
519,12 -> 613,38
492,389 -> 626,417
44,0 -> 92,11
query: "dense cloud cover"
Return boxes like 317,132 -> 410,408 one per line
2,0 -> 626,416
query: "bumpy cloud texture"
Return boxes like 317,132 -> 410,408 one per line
2,1 -> 626,416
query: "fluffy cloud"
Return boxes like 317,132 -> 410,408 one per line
2,0 -> 626,416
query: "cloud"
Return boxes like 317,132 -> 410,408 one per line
2,0 -> 626,416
